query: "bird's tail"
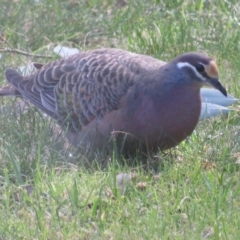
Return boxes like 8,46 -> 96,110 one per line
0,69 -> 23,97
5,69 -> 23,85
0,85 -> 21,96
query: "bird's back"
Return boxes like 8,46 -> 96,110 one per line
3,48 -> 165,133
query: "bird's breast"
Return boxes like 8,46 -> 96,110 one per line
70,85 -> 202,151
117,85 -> 202,150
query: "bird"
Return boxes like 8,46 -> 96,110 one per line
0,48 -> 227,154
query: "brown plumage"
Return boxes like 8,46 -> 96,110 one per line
0,48 -> 227,154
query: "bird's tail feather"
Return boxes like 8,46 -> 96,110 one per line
0,69 -> 23,97
5,69 -> 23,86
0,85 -> 21,97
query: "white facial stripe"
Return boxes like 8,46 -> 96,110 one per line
176,62 -> 206,81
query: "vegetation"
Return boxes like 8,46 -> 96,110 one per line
0,0 -> 240,239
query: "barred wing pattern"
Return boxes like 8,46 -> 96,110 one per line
5,48 -> 165,132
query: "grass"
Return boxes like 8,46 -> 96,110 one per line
0,0 -> 240,239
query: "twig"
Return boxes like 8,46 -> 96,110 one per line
0,48 -> 54,58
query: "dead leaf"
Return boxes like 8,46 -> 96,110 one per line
202,226 -> 214,239
201,160 -> 216,170
136,182 -> 147,190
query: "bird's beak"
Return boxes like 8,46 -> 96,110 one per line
206,78 -> 227,97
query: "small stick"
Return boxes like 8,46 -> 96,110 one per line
0,48 -> 54,58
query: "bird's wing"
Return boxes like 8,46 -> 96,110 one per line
3,48 -> 165,131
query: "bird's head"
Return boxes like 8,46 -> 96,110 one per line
174,52 -> 227,97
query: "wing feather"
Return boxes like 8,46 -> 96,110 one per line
3,48 -> 165,131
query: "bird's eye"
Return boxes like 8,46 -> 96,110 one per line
195,63 -> 205,73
